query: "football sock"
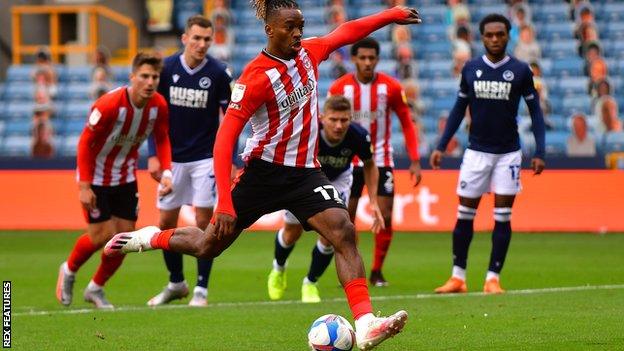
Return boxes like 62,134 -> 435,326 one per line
163,250 -> 184,283
67,233 -> 97,273
196,258 -> 213,288
452,265 -> 466,281
92,251 -> 125,286
486,271 -> 500,281
150,229 -> 175,250
489,208 -> 512,273
274,228 -> 295,269
87,280 -> 103,291
372,226 -> 392,271
344,278 -> 373,320
306,240 -> 334,283
167,281 -> 187,290
452,205 -> 476,269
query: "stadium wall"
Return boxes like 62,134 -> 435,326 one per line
1,170 -> 622,233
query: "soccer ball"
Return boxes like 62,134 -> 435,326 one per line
308,314 -> 355,351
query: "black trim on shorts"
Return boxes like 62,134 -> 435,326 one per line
87,182 -> 139,223
231,159 -> 347,231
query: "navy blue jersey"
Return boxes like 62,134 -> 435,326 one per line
148,52 -> 232,162
437,55 -> 545,158
318,123 -> 373,180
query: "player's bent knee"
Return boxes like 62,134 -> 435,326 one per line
493,207 -> 512,222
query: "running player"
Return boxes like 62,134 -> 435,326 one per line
430,14 -> 546,294
329,37 -> 422,287
56,53 -> 172,309
267,95 -> 384,303
106,2 -> 421,349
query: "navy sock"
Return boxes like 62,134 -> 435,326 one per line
452,219 -> 474,269
196,258 -> 213,288
274,231 -> 294,267
489,221 -> 512,273
163,250 -> 184,283
306,244 -> 334,283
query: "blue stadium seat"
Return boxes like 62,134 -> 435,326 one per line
561,95 -> 591,115
60,134 -> 80,157
542,39 -> 577,59
60,101 -> 92,120
417,41 -> 451,60
63,119 -> 87,135
603,132 -> 624,153
544,131 -> 569,155
431,97 -> 456,111
111,66 -> 131,83
3,119 -> 32,136
3,83 -> 35,101
1,135 -> 31,157
60,82 -> 92,101
6,65 -> 34,83
540,22 -> 574,40
4,102 -> 34,120
420,116 -> 438,133
551,57 -> 583,77
470,4 -> 507,21
557,77 -> 589,95
60,66 -> 92,83
420,60 -> 452,79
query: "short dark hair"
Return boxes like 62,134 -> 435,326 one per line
324,95 -> 351,112
132,52 -> 163,73
185,15 -> 212,32
350,37 -> 380,56
251,0 -> 299,22
479,13 -> 511,35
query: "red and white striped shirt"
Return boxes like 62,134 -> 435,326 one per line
77,87 -> 172,186
329,72 -> 419,167
228,39 -> 334,168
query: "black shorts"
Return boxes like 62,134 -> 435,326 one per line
86,182 -> 139,223
232,159 -> 347,231
350,166 -> 395,198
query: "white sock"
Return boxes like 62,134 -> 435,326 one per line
272,259 -> 286,272
63,262 -> 75,276
486,271 -> 499,281
87,280 -> 102,291
302,277 -> 313,285
168,281 -> 187,290
355,313 -> 375,332
452,266 -> 466,281
193,286 -> 208,296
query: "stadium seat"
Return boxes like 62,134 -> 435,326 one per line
540,22 -> 574,40
551,57 -> 584,77
60,66 -> 92,83
111,66 -> 131,83
3,119 -> 32,136
561,95 -> 591,115
542,40 -> 578,59
59,134 -> 80,156
3,83 -> 35,101
60,82 -> 92,101
544,131 -> 569,155
60,101 -> 92,120
557,77 -> 590,95
6,65 -> 35,83
4,102 -> 34,120
1,135 -> 32,157
603,132 -> 624,153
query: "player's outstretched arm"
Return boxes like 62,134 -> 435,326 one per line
316,7 -> 421,59
363,159 -> 384,233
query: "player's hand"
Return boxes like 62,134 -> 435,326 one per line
78,186 -> 97,211
148,156 -> 162,182
369,200 -> 385,234
531,157 -> 545,175
213,212 -> 237,240
393,6 -> 422,25
409,160 -> 422,187
429,150 -> 443,170
158,175 -> 173,196
230,166 -> 239,182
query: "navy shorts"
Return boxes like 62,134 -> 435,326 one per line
350,166 -> 395,198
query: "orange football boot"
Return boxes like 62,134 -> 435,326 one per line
434,277 -> 467,294
483,277 -> 505,294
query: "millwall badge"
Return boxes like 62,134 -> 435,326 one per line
199,77 -> 212,89
503,70 -> 514,81
476,69 -> 482,78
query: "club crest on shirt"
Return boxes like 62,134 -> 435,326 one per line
231,83 -> 246,103
90,208 -> 101,219
173,74 -> 180,83
199,77 -> 212,89
503,70 -> 514,81
476,69 -> 482,78
302,56 -> 312,70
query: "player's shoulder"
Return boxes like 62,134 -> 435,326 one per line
151,91 -> 168,107
162,52 -> 182,69
377,72 -> 403,90
237,54 -> 275,86
347,122 -> 370,141
205,54 -> 229,73
93,86 -> 125,110
507,56 -> 532,73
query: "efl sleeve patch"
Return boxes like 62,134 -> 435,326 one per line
88,108 -> 102,126
231,83 -> 246,103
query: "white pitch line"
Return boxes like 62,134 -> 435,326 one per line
14,284 -> 624,317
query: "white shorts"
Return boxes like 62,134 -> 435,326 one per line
456,149 -> 522,198
157,158 -> 216,210
284,168 -> 353,225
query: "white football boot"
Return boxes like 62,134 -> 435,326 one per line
104,226 -> 161,256
355,310 -> 408,350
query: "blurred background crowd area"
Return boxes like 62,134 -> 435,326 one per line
0,0 -> 622,169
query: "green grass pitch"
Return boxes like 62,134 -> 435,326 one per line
2,230 -> 623,350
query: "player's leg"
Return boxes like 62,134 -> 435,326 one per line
189,206 -> 214,306
485,150 -> 522,293
436,149 -> 491,294
268,212 -> 303,300
56,185 -> 113,306
370,167 -> 394,286
301,234 -> 333,303
82,218 -> 126,309
147,208 -> 190,306
307,208 -> 407,350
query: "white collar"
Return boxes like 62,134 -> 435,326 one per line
481,54 -> 510,69
179,54 -> 208,75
